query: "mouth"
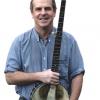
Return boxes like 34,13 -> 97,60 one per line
39,17 -> 49,22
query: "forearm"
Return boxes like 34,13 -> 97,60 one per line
5,71 -> 42,85
5,69 -> 59,85
70,74 -> 83,100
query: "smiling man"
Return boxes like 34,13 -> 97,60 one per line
30,0 -> 56,39
4,0 -> 85,100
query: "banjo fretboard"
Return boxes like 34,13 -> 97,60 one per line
52,0 -> 66,72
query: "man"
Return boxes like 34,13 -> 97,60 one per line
4,0 -> 85,100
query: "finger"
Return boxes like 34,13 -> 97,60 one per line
53,72 -> 60,77
51,80 -> 59,85
51,78 -> 59,83
52,74 -> 59,80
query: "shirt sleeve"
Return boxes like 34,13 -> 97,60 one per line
69,39 -> 85,79
4,36 -> 22,73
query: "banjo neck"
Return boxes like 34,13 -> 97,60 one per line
52,0 -> 66,72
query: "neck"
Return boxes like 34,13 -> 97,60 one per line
35,26 -> 53,39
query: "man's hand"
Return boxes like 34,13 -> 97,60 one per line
39,69 -> 60,85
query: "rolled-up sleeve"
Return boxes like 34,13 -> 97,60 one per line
69,39 -> 85,79
4,37 -> 22,73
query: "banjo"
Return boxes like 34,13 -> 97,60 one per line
30,0 -> 69,100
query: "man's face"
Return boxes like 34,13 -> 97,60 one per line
31,0 -> 56,29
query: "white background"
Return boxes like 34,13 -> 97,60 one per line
0,0 -> 100,99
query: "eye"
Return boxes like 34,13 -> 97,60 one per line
35,7 -> 41,11
45,7 -> 52,11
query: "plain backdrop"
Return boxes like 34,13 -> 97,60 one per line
0,0 -> 100,99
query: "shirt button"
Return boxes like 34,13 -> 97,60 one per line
43,68 -> 46,71
43,57 -> 46,60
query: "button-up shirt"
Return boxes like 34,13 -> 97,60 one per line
5,27 -> 85,100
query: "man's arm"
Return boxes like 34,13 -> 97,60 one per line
70,74 -> 83,100
5,69 -> 59,85
5,71 -> 41,85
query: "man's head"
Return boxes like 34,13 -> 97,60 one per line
30,0 -> 56,13
30,0 -> 57,29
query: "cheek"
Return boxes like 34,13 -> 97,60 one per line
53,12 -> 56,17
31,12 -> 39,19
50,12 -> 56,18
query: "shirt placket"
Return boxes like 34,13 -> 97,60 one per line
40,40 -> 48,71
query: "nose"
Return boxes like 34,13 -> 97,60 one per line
41,8 -> 46,15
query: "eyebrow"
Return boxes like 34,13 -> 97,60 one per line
34,6 -> 52,10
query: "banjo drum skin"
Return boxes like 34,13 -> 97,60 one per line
31,84 -> 69,100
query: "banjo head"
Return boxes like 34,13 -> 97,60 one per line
30,84 -> 69,100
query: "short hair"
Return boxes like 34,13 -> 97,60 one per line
30,0 -> 56,13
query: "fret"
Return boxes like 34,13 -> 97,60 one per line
55,34 -> 62,38
55,36 -> 62,41
55,35 -> 62,39
60,7 -> 65,12
53,58 -> 60,61
61,0 -> 66,6
57,28 -> 63,33
52,63 -> 59,67
53,53 -> 60,57
54,46 -> 61,50
52,60 -> 60,65
54,47 -> 61,51
56,31 -> 62,35
58,27 -> 62,30
58,23 -> 63,29
53,59 -> 60,63
53,60 -> 60,63
52,62 -> 59,66
53,48 -> 60,51
53,51 -> 60,55
53,47 -> 60,50
53,52 -> 60,56
55,41 -> 61,48
51,66 -> 59,72
59,17 -> 63,21
55,38 -> 62,42
53,55 -> 60,58
57,28 -> 62,31
53,52 -> 60,55
53,55 -> 59,58
58,22 -> 63,24
59,14 -> 64,18
53,50 -> 60,53
53,59 -> 60,64
54,43 -> 61,47
60,5 -> 66,9
60,6 -> 65,8
59,16 -> 64,19
52,65 -> 59,69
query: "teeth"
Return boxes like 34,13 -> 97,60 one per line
41,18 -> 45,20
40,19 -> 45,21
40,18 -> 48,20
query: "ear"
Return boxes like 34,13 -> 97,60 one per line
31,12 -> 34,19
53,11 -> 56,17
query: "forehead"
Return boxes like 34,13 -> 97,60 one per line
33,0 -> 52,8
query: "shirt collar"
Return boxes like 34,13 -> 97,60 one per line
33,27 -> 57,42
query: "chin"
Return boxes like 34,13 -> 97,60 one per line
39,24 -> 50,28
36,21 -> 52,28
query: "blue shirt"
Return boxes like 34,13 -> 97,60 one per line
5,27 -> 85,100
